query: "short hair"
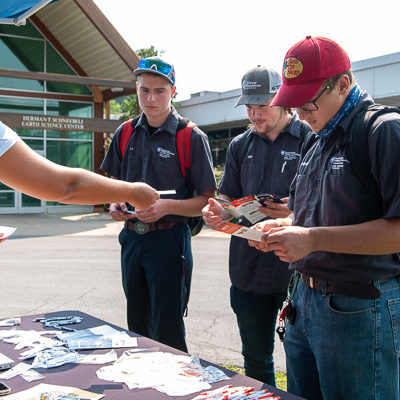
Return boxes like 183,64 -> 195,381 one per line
325,70 -> 354,92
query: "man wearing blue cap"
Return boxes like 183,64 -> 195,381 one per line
101,57 -> 216,352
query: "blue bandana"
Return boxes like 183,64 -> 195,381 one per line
317,84 -> 362,139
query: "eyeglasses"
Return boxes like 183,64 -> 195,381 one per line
138,58 -> 175,85
299,85 -> 330,111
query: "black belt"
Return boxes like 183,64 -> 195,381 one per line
300,274 -> 381,300
125,220 -> 183,234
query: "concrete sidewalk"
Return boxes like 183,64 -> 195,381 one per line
0,212 -> 286,373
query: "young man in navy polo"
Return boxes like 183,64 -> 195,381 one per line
101,57 -> 216,352
251,37 -> 400,400
202,66 -> 312,385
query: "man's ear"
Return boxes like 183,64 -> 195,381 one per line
171,85 -> 176,97
338,74 -> 350,93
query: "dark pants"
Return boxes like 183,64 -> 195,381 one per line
230,285 -> 286,386
119,224 -> 192,352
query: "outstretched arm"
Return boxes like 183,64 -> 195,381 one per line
0,140 -> 159,209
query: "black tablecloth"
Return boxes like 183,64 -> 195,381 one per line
0,310 -> 303,399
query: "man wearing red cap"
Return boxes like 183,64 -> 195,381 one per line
249,36 -> 400,399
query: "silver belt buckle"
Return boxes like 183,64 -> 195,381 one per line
133,221 -> 149,234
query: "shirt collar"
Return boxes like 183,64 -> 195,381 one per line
135,106 -> 179,135
284,111 -> 306,139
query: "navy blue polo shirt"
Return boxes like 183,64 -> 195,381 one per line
289,92 -> 400,282
101,107 -> 216,216
219,113 -> 309,294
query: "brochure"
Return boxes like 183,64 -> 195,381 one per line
0,226 -> 16,240
213,194 -> 282,225
213,194 -> 282,241
57,325 -> 138,350
3,383 -> 104,400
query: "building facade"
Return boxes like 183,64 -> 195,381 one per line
0,0 -> 139,215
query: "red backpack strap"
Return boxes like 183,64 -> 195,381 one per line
176,120 -> 196,178
119,118 -> 134,157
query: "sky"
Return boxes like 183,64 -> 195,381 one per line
93,0 -> 400,102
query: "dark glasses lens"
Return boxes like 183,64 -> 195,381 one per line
299,85 -> 330,112
138,59 -> 172,75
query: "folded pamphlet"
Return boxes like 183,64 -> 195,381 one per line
213,194 -> 282,241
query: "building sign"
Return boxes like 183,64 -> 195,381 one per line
0,112 -> 122,133
21,115 -> 85,130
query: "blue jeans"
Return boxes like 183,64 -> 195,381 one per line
284,277 -> 400,400
230,285 -> 286,386
119,224 -> 192,352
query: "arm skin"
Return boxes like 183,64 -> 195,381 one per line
110,189 -> 216,222
0,140 -> 159,209
249,217 -> 400,263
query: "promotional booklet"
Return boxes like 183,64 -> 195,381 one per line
213,194 -> 282,242
3,383 -> 104,399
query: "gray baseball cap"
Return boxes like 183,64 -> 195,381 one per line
234,66 -> 282,107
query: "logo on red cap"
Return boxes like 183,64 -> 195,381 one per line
284,57 -> 303,79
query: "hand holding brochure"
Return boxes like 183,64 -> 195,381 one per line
213,194 -> 282,242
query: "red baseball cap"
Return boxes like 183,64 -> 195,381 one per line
271,36 -> 351,108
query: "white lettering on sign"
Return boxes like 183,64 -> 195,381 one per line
21,115 -> 84,130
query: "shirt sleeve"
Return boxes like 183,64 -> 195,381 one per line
0,121 -> 20,157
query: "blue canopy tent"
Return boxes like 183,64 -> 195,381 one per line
0,0 -> 56,26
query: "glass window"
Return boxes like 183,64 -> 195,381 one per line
46,130 -> 92,140
207,129 -> 229,140
0,36 -> 44,91
46,140 -> 92,206
0,20 -> 42,39
47,140 -> 92,169
0,182 -> 12,190
231,126 -> 248,137
23,138 -> 44,151
46,100 -> 92,118
21,193 -> 41,208
0,97 -> 43,114
46,44 -> 92,95
46,101 -> 93,139
15,128 -> 43,138
0,192 -> 15,208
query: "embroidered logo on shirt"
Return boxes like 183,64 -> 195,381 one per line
281,150 -> 300,161
157,147 -> 175,158
329,156 -> 350,170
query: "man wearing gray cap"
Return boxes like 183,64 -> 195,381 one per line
203,66 -> 312,385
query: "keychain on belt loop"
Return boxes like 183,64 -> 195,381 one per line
276,271 -> 300,342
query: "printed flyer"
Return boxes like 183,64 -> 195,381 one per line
213,194 -> 282,241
